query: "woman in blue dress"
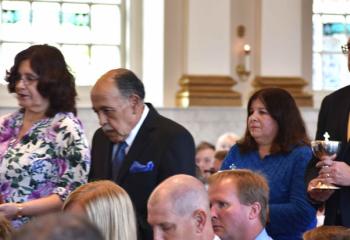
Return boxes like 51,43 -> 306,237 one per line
221,88 -> 316,240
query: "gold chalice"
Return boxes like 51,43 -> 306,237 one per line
311,140 -> 341,190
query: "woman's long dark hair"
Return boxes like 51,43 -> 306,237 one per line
5,44 -> 77,117
238,88 -> 310,154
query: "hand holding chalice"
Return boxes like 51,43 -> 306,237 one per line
311,132 -> 341,190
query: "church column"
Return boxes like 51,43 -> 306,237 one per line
175,0 -> 242,107
253,0 -> 313,106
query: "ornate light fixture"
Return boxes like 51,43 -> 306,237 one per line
236,44 -> 251,80
235,25 -> 251,81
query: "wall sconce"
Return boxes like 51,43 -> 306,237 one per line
236,44 -> 251,81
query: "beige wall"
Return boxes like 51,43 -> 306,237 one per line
0,105 -> 319,146
0,0 -> 323,108
0,0 -> 329,145
260,0 -> 303,75
159,0 -> 318,107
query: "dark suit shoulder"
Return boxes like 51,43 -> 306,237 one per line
145,103 -> 193,137
156,114 -> 191,134
323,85 -> 350,104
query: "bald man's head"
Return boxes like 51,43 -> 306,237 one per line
147,174 -> 214,240
92,68 -> 145,100
149,174 -> 209,215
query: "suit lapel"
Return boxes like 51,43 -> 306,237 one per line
338,88 -> 350,142
334,87 -> 350,162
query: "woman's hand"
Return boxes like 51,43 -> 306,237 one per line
0,195 -> 62,221
0,203 -> 20,220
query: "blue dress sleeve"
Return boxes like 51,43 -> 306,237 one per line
267,146 -> 317,238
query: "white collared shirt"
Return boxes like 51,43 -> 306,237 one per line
112,104 -> 149,155
255,228 -> 273,240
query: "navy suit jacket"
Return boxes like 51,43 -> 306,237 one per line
89,103 -> 196,239
305,85 -> 350,226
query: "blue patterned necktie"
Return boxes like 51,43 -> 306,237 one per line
113,141 -> 128,176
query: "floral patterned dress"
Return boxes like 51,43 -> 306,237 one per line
0,110 -> 91,228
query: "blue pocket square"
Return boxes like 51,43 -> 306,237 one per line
129,161 -> 154,173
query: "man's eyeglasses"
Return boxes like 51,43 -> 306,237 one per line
341,43 -> 350,54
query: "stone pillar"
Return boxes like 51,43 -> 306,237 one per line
176,0 -> 241,107
253,0 -> 313,106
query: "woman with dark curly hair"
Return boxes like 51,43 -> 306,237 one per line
221,88 -> 317,240
0,44 -> 90,228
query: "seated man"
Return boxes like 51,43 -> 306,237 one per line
147,174 -> 219,240
208,169 -> 272,240
195,141 -> 216,183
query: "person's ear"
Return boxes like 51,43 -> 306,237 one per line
128,94 -> 141,114
192,209 -> 207,233
248,202 -> 261,220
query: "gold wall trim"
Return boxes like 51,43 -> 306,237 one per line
176,75 -> 242,107
253,76 -> 313,106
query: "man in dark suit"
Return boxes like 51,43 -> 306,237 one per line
89,68 -> 196,240
305,39 -> 350,227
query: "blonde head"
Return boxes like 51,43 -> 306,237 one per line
63,180 -> 137,240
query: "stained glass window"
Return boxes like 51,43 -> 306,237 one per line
313,0 -> 350,90
0,0 -> 125,86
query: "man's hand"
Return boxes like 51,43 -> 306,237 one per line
316,154 -> 350,186
307,178 -> 334,203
